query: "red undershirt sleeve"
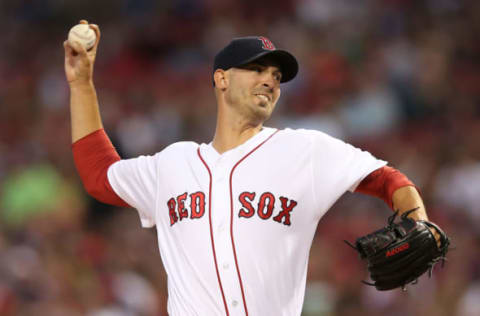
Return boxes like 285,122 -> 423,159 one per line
355,166 -> 417,210
72,129 -> 131,208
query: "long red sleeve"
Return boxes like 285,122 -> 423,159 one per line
355,166 -> 416,209
72,129 -> 130,207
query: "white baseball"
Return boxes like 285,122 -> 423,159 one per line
68,24 -> 96,50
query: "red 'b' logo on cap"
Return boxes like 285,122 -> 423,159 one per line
259,36 -> 275,50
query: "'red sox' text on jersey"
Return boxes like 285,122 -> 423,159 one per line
107,127 -> 386,316
166,190 -> 297,227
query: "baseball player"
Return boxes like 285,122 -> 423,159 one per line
64,21 -> 434,315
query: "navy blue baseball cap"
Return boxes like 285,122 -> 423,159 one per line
213,36 -> 299,83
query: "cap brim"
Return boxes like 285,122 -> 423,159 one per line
235,50 -> 299,83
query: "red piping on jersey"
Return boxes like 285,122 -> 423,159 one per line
228,129 -> 280,316
197,148 -> 230,316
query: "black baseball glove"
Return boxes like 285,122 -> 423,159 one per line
345,208 -> 450,291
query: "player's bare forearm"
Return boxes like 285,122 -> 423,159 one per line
64,20 -> 103,143
69,81 -> 103,143
391,186 -> 428,221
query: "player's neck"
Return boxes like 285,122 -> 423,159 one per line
211,116 -> 263,154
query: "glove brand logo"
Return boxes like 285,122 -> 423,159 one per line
386,242 -> 410,257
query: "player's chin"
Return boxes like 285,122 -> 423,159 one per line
252,105 -> 273,122
251,98 -> 275,116
255,98 -> 273,110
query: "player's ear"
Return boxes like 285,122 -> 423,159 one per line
214,69 -> 228,90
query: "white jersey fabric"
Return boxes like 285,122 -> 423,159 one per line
107,127 -> 386,316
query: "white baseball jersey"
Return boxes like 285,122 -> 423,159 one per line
107,127 -> 386,315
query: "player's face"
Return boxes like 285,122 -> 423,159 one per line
225,58 -> 282,123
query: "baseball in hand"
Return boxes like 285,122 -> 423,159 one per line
68,24 -> 96,50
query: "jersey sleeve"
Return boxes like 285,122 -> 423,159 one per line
107,154 -> 160,227
310,131 -> 387,209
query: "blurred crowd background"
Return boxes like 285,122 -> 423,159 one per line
1,0 -> 480,315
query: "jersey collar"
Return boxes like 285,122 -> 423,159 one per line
200,127 -> 277,166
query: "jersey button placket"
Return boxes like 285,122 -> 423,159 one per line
218,224 -> 226,233
211,164 -> 245,315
